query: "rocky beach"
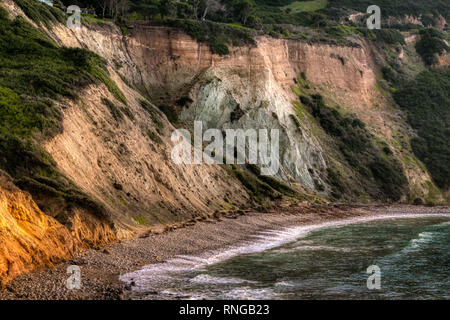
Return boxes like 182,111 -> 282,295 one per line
1,204 -> 448,300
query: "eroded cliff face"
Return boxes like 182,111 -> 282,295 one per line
0,0 -> 444,282
0,171 -> 74,284
44,75 -> 250,234
112,26 -> 329,191
98,25 -> 437,201
4,0 -> 248,229
36,11 -> 441,201
0,1 -> 251,282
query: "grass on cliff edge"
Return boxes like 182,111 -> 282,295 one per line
14,0 -> 66,28
282,0 -> 328,13
0,7 -> 124,220
325,0 -> 450,21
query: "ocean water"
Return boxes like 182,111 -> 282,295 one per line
121,214 -> 450,300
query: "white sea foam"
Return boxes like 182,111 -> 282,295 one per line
157,289 -> 205,300
398,230 -> 443,255
120,213 -> 450,296
189,274 -> 256,285
411,232 -> 435,247
274,280 -> 295,287
222,287 -> 280,300
273,245 -> 353,254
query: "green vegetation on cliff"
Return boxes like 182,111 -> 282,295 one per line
394,68 -> 450,190
56,0 -> 446,55
0,7 -> 123,220
326,0 -> 450,21
415,28 -> 449,66
222,163 -> 297,204
15,0 -> 65,27
300,93 -> 408,201
161,19 -> 256,55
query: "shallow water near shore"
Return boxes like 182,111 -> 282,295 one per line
121,214 -> 450,300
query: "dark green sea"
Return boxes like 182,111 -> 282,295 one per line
121,214 -> 450,300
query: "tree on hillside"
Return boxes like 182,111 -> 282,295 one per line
132,0 -> 161,19
415,28 -> 449,65
175,1 -> 195,19
158,0 -> 176,19
116,0 -> 131,20
188,0 -> 215,20
231,0 -> 255,25
80,0 -> 130,19
201,0 -> 217,20
94,0 -> 109,18
189,0 -> 205,19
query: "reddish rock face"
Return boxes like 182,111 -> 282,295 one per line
0,171 -> 75,284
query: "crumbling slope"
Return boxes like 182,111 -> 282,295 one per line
0,170 -> 74,284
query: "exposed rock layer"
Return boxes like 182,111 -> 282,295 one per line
0,0 -> 446,283
0,171 -> 74,284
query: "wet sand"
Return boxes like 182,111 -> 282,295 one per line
1,204 -> 448,300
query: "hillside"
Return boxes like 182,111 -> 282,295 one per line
0,0 -> 448,283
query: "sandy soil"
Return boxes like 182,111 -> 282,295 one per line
0,204 -> 449,300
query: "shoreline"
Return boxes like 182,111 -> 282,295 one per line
1,204 -> 449,300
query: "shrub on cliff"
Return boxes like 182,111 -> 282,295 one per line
301,93 -> 408,201
162,19 -> 256,55
357,28 -> 406,45
415,28 -> 449,66
393,68 -> 450,190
